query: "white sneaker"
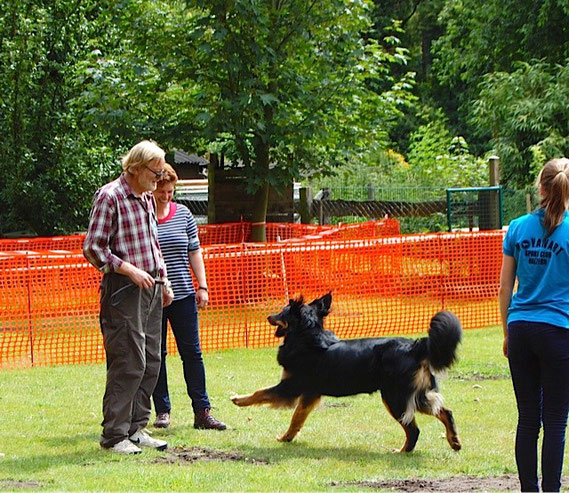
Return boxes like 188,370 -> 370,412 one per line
108,439 -> 142,455
129,429 -> 167,451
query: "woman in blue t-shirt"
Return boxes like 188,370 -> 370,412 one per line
499,158 -> 569,492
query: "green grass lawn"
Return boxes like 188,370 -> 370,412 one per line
0,325 -> 527,491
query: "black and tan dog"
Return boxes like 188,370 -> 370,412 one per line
231,293 -> 463,452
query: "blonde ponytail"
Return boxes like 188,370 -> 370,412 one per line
538,158 -> 569,235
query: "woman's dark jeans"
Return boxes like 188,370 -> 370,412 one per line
152,294 -> 210,414
508,321 -> 569,492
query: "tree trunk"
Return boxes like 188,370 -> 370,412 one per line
251,137 -> 271,242
251,183 -> 270,242
207,153 -> 217,224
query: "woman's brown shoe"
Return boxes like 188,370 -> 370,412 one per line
194,408 -> 227,430
153,412 -> 170,429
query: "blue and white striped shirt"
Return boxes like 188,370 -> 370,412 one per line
157,202 -> 200,300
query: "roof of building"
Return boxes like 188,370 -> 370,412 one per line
174,150 -> 208,166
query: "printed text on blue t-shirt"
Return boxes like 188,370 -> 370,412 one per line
518,237 -> 565,265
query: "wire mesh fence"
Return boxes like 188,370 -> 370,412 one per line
299,185 -> 534,233
305,186 -> 449,233
173,184 -> 534,233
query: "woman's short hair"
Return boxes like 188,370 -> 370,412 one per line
157,163 -> 178,185
122,140 -> 165,173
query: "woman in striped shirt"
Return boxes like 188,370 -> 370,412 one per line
151,163 -> 226,431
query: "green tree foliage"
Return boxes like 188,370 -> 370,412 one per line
312,109 -> 486,191
70,2 -> 201,151
48,0 -> 414,240
372,0 -> 569,188
435,0 -> 569,89
471,61 -> 569,187
0,0 -> 117,235
407,110 -> 486,187
174,0 -> 414,239
432,0 -> 569,149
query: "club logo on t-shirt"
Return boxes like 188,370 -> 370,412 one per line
519,237 -> 565,265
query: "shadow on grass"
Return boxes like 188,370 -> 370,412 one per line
0,432 -> 434,476
0,432 -> 166,475
231,442 -> 432,468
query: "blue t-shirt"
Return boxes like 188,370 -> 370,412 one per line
503,209 -> 569,328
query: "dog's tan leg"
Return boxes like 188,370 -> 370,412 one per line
278,394 -> 321,442
398,417 -> 420,453
435,407 -> 461,451
231,386 -> 297,409
382,398 -> 420,453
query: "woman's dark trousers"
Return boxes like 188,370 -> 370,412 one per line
508,321 -> 569,492
152,294 -> 210,414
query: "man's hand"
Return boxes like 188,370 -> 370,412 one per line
121,264 -> 155,289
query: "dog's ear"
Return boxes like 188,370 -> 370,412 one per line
289,296 -> 305,317
309,292 -> 332,318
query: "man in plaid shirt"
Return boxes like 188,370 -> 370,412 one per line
84,140 -> 174,455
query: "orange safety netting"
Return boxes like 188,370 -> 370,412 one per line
0,221 -> 503,370
0,219 -> 401,252
0,234 -> 86,252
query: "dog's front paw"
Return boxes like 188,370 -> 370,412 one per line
231,394 -> 248,407
277,433 -> 295,442
450,436 -> 462,451
230,395 -> 243,406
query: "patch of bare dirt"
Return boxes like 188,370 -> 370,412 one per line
153,446 -> 268,465
333,474 -> 562,492
0,479 -> 43,490
322,402 -> 351,408
453,372 -> 509,381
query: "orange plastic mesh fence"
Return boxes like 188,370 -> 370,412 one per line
196,219 -> 401,245
0,235 -> 86,252
0,219 -> 400,251
0,227 -> 503,369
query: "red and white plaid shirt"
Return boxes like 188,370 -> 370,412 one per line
83,173 -> 166,278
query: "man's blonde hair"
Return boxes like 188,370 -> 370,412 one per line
122,140 -> 166,173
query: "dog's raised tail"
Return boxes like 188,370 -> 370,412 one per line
427,311 -> 462,372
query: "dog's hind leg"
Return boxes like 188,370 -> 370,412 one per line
398,418 -> 420,453
381,397 -> 420,453
278,394 -> 321,442
435,407 -> 461,451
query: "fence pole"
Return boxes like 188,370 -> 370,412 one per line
26,255 -> 34,366
483,156 -> 501,230
299,187 -> 313,224
446,189 -> 452,232
318,188 -> 331,225
207,153 -> 217,224
488,156 -> 500,186
526,193 -> 532,213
